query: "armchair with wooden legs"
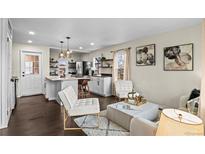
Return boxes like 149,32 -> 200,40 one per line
115,80 -> 135,101
58,86 -> 100,130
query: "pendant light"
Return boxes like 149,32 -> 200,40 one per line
59,41 -> 64,58
66,36 -> 72,58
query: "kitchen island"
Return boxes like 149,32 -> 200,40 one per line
45,76 -> 90,105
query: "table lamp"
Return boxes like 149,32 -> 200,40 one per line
156,109 -> 204,136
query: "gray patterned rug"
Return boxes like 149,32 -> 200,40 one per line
74,115 -> 129,136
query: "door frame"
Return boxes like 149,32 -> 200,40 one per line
19,50 -> 43,97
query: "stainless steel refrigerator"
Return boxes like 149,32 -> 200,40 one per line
76,61 -> 91,76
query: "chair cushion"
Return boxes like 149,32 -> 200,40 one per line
62,86 -> 78,109
115,80 -> 133,98
116,91 -> 129,98
116,91 -> 139,99
130,117 -> 158,136
68,98 -> 100,116
58,90 -> 71,109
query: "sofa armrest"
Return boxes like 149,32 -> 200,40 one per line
130,117 -> 158,136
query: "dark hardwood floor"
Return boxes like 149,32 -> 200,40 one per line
0,94 -> 117,136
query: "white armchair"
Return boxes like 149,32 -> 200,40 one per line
58,86 -> 100,130
115,80 -> 136,100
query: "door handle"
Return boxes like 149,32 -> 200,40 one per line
22,75 -> 25,77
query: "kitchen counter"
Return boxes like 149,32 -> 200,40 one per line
45,75 -> 112,105
92,75 -> 112,78
45,76 -> 82,105
46,76 -> 91,81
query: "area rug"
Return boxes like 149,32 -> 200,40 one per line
74,115 -> 129,136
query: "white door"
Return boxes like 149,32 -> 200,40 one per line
21,51 -> 42,96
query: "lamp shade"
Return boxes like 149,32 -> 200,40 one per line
156,109 -> 204,136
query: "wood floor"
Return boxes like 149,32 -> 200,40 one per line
0,94 -> 117,136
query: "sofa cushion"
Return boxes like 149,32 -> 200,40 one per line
130,117 -> 158,136
62,86 -> 78,109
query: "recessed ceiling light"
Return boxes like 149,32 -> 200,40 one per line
79,46 -> 83,50
28,31 -> 35,35
27,40 -> 32,43
90,42 -> 95,46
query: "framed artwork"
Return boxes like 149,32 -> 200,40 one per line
136,44 -> 155,66
164,43 -> 193,71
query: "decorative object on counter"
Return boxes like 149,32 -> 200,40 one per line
135,95 -> 147,106
66,36 -> 72,58
59,69 -> 65,78
156,109 -> 204,136
136,44 -> 155,66
164,43 -> 193,71
59,41 -> 65,58
127,89 -> 139,104
58,59 -> 68,78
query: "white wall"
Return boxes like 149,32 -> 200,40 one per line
12,43 -> 50,96
0,19 -> 2,128
83,24 -> 203,108
200,20 -> 205,122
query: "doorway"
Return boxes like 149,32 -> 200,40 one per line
20,51 -> 43,96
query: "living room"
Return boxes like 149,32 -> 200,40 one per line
1,0 -> 205,152
0,18 -> 204,136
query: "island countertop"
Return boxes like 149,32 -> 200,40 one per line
45,76 -> 91,81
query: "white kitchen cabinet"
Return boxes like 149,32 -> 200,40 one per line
88,77 -> 112,97
45,77 -> 79,105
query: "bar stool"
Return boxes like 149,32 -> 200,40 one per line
79,80 -> 90,98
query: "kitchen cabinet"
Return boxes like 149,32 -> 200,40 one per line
88,77 -> 112,97
45,76 -> 90,105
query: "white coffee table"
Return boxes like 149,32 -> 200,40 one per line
107,101 -> 159,130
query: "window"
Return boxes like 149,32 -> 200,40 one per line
114,50 -> 126,80
24,55 -> 39,75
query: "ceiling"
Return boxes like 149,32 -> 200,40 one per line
11,18 -> 202,53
